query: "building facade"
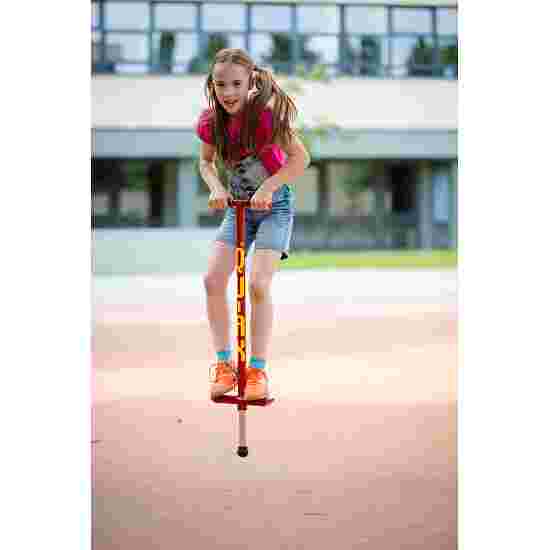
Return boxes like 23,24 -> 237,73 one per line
92,0 -> 458,274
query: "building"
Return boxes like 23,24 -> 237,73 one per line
92,0 -> 458,274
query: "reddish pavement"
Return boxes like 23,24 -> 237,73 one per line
93,272 -> 457,550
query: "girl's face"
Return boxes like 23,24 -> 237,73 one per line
212,62 -> 252,116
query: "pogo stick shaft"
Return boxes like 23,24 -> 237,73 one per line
235,202 -> 248,410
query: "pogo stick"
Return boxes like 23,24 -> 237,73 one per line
211,198 -> 275,458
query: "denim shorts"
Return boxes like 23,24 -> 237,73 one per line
215,185 -> 295,260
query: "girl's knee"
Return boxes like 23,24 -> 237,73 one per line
249,278 -> 271,303
203,272 -> 229,295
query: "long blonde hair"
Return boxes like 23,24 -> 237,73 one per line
202,48 -> 298,166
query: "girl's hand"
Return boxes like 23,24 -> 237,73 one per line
250,186 -> 273,210
208,188 -> 231,210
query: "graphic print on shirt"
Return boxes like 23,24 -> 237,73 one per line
227,155 -> 270,200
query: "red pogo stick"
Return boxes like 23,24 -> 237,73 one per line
211,198 -> 275,458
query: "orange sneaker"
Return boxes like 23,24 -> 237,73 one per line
209,360 -> 237,398
244,367 -> 269,401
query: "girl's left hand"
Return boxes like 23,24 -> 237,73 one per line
250,186 -> 273,210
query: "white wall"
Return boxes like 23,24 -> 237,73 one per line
92,75 -> 457,132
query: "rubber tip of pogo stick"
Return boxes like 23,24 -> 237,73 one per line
237,446 -> 249,458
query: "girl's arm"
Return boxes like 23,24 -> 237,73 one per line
260,134 -> 311,193
199,141 -> 230,209
199,142 -> 226,193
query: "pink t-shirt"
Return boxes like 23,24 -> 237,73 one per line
195,108 -> 287,176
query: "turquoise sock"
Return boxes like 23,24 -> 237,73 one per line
249,357 -> 266,370
216,350 -> 232,362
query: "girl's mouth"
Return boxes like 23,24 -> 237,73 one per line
225,100 -> 239,108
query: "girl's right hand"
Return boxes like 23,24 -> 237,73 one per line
208,188 -> 231,210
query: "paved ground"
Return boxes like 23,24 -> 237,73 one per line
92,269 -> 457,550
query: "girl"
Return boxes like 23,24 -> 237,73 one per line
196,48 -> 310,401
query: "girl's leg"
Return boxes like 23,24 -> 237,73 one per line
203,241 -> 236,354
249,249 -> 281,359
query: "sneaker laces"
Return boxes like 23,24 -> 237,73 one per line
247,368 -> 266,385
209,361 -> 236,383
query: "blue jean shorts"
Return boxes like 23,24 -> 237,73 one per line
215,185 -> 295,260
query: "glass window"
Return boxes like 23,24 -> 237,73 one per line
92,2 -> 100,29
185,33 -> 247,74
203,4 -> 246,32
437,9 -> 458,35
298,6 -> 339,34
93,193 -> 109,216
105,33 -> 148,62
342,36 -> 388,76
304,36 -> 339,66
226,33 -> 246,51
104,2 -> 149,31
153,32 -> 198,71
391,36 -> 436,77
250,33 -> 292,73
121,190 -> 148,216
346,7 -> 387,35
392,8 -> 432,34
252,5 -> 292,32
154,3 -> 196,31
250,33 -> 273,65
439,37 -> 458,78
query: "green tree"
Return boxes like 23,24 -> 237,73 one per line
407,37 -> 437,77
188,33 -> 229,74
358,36 -> 382,76
157,31 -> 175,73
441,42 -> 458,77
340,161 -> 372,214
262,32 -> 320,74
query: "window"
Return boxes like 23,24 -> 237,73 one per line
437,9 -> 458,35
346,6 -> 387,35
104,2 -> 149,31
439,37 -> 458,77
392,8 -> 432,34
298,5 -> 339,34
92,160 -> 166,228
225,33 -> 246,51
152,32 -> 198,72
252,5 -> 292,32
392,36 -> 437,77
105,33 -> 148,62
250,33 -> 273,66
154,3 -> 197,31
304,36 -> 339,66
203,4 -> 246,32
91,1 -> 457,79
343,35 -> 389,76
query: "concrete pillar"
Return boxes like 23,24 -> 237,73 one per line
177,160 -> 199,228
316,161 -> 330,221
162,162 -> 178,227
373,168 -> 388,249
418,160 -> 434,250
449,159 -> 458,249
